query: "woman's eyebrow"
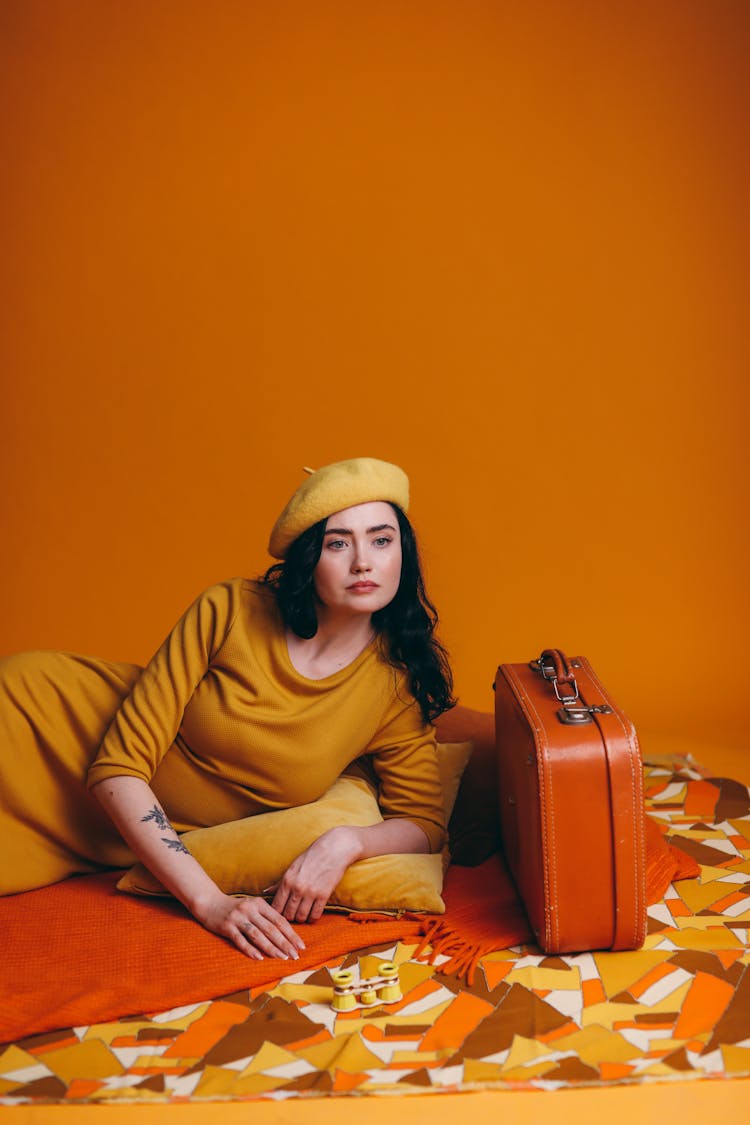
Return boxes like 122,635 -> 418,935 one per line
324,523 -> 397,536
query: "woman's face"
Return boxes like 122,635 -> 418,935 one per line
313,501 -> 402,619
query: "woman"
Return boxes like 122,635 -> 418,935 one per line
0,458 -> 454,960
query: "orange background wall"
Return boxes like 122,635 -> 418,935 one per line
2,0 -> 748,755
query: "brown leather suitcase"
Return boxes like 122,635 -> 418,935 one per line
494,649 -> 647,953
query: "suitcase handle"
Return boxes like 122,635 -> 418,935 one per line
535,649 -> 616,725
536,649 -> 581,706
538,649 -> 576,687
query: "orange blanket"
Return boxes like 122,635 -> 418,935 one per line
1,874 -> 425,1044
1,818 -> 695,1044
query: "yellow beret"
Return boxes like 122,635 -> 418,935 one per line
268,457 -> 410,559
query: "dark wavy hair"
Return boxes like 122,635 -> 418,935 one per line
260,506 -> 455,723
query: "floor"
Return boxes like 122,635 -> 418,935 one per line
9,735 -> 749,1125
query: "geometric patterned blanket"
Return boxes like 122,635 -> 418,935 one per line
2,758 -> 749,1104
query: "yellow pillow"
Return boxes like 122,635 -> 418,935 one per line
117,741 -> 473,914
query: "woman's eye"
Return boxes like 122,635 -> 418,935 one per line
373,536 -> 392,547
327,539 -> 347,550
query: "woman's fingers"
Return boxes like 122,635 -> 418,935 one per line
232,925 -> 264,960
271,874 -> 333,923
254,898 -> 306,955
271,876 -> 318,923
277,891 -> 313,924
270,828 -> 361,922
271,884 -> 302,921
216,896 -> 306,960
263,884 -> 321,927
305,895 -> 327,923
234,916 -> 295,960
257,904 -> 304,958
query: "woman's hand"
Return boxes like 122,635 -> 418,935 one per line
271,818 -> 432,923
271,826 -> 363,923
92,775 -> 305,960
196,891 -> 306,961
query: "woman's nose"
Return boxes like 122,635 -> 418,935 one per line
352,549 -> 372,572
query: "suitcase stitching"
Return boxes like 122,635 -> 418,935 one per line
502,664 -> 559,950
580,659 -> 647,949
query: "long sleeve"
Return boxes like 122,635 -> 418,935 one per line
86,581 -> 241,790
364,681 -> 446,854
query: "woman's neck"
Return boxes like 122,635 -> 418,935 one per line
286,611 -> 376,680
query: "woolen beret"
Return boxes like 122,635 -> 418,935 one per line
268,457 -> 410,559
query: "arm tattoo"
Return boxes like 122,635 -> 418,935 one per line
140,805 -> 189,856
141,805 -> 171,831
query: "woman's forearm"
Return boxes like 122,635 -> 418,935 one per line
92,775 -> 305,961
351,818 -> 431,860
91,775 -> 223,918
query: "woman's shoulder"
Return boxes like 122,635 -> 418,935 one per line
180,578 -> 281,656
182,578 -> 276,630
233,577 -> 283,633
193,577 -> 273,605
238,576 -> 277,609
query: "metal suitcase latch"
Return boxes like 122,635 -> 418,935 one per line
557,703 -> 613,726
530,651 -> 613,725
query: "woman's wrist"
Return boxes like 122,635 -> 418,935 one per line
180,882 -> 224,924
323,825 -> 367,865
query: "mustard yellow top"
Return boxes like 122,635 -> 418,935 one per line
87,578 -> 446,850
0,578 -> 445,895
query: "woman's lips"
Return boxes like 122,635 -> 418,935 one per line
348,582 -> 378,592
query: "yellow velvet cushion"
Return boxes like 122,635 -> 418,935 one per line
117,741 -> 473,914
